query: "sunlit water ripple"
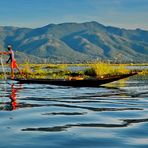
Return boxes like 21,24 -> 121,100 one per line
0,75 -> 148,148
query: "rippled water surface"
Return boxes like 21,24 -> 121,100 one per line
0,75 -> 148,148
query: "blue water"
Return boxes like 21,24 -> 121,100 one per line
0,75 -> 148,148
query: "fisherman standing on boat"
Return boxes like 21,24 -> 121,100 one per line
6,45 -> 23,79
0,45 -> 22,79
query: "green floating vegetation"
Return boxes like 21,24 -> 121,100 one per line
0,62 -> 147,80
84,62 -> 130,78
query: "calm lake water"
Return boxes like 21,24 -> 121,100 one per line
0,74 -> 148,148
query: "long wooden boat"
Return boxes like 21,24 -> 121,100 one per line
13,72 -> 138,87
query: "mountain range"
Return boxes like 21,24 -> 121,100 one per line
0,21 -> 148,63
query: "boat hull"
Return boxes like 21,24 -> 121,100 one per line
13,72 -> 138,87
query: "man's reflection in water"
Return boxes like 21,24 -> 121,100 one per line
9,83 -> 22,110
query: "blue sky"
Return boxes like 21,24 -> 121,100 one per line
0,0 -> 147,30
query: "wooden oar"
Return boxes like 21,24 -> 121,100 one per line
0,55 -> 7,80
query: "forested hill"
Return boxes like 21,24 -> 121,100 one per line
0,21 -> 148,63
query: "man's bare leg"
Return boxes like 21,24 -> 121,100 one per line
11,68 -> 14,79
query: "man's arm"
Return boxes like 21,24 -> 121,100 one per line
0,51 -> 9,55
